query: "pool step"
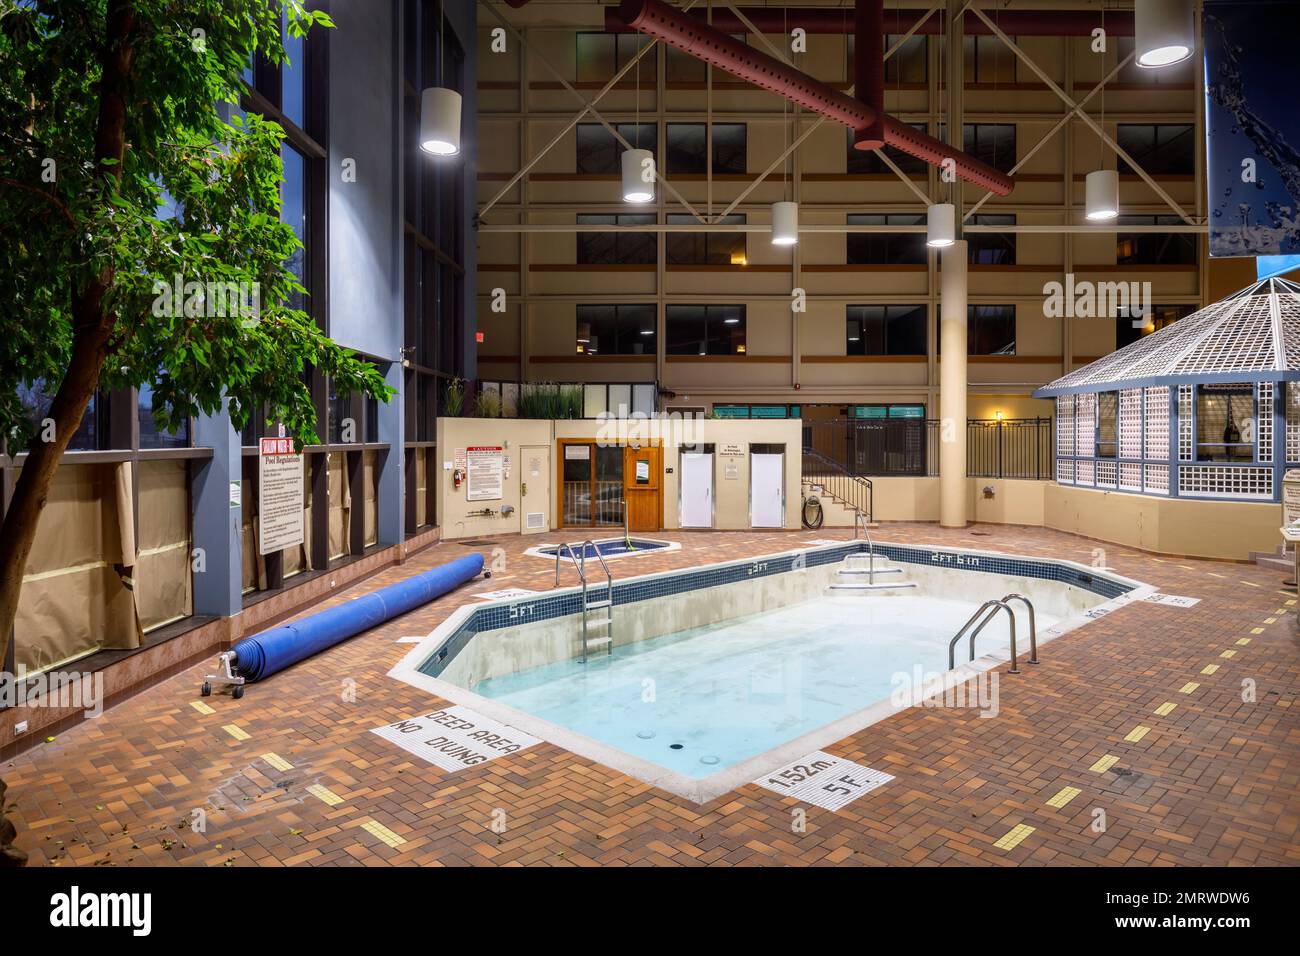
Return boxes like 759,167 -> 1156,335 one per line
837,567 -> 904,576
585,636 -> 613,649
825,581 -> 918,594
585,615 -> 613,628
585,599 -> 612,609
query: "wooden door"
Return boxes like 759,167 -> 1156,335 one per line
623,445 -> 662,532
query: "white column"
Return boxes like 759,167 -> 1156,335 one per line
939,242 -> 968,528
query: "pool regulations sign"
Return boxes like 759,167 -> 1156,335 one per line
258,436 -> 304,555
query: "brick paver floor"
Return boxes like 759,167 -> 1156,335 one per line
5,523 -> 1298,866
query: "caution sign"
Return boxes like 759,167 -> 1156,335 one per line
258,437 -> 304,555
466,445 -> 504,501
371,705 -> 540,772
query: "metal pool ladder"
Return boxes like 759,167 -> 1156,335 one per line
555,541 -> 615,663
947,593 -> 1039,674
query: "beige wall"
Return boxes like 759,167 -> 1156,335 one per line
436,416 -> 802,536
475,17 -> 1205,416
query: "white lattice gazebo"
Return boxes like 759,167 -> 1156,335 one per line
1034,278 -> 1300,502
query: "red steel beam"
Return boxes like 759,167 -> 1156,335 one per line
854,0 -> 885,150
604,7 -> 1134,36
616,0 -> 1014,195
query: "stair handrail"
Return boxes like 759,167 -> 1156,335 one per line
802,446 -> 873,524
948,599 -> 1020,674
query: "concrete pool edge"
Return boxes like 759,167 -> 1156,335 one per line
386,541 -> 1155,805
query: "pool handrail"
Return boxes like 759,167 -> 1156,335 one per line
999,593 -> 1039,664
948,599 -> 1020,674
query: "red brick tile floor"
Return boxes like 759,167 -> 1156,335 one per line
5,523 -> 1299,867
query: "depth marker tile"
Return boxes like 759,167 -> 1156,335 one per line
753,751 -> 893,810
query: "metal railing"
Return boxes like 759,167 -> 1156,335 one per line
947,593 -> 1039,674
801,446 -> 874,524
803,418 -> 1054,480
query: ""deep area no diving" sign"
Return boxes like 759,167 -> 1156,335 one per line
371,705 -> 540,772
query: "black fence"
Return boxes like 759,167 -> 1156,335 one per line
803,418 -> 1053,480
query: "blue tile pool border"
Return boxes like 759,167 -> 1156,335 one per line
417,541 -> 1140,680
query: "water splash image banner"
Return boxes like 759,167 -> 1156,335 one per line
1205,0 -> 1300,258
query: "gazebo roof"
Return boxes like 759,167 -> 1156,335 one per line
1035,277 -> 1300,397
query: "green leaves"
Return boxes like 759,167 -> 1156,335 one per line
0,1 -> 388,451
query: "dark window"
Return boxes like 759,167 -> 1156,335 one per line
281,5 -> 305,130
576,31 -> 654,85
1097,391 -> 1118,458
847,213 -> 926,264
666,123 -> 746,174
1116,214 -> 1197,265
936,123 -> 1016,173
17,380 -> 100,451
1115,303 -> 1195,349
847,123 -> 929,175
847,33 -> 926,83
138,381 -> 190,449
665,35 -> 745,84
968,214 -> 1016,265
846,305 -> 927,356
576,122 -> 656,174
666,213 -> 746,264
576,213 -> 656,264
281,143 -> 307,310
1117,124 -> 1194,176
666,305 -> 746,355
1196,385 -> 1255,462
964,35 -> 1015,83
968,305 -> 1016,355
576,304 -> 656,356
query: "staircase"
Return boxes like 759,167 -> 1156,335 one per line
824,551 -> 917,596
802,447 -> 875,529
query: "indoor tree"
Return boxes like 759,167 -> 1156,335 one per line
0,0 -> 392,865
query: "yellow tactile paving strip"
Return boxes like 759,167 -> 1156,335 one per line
4,524 -> 1297,867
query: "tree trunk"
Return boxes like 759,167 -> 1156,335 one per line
0,0 -> 136,867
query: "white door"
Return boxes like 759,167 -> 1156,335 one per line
680,452 -> 713,528
750,453 -> 784,528
519,446 -> 550,535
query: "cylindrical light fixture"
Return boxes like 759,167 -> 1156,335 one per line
926,203 -> 955,248
1085,169 -> 1119,221
419,88 -> 461,156
1135,0 -> 1194,69
771,201 -> 798,246
621,148 -> 655,203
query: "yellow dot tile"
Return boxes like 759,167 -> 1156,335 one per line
1251,627 -> 1265,634
1178,681 -> 1200,694
1090,754 -> 1120,773
358,819 -> 407,848
190,701 -> 215,715
1046,786 -> 1082,809
1273,608 -> 1286,615
1236,638 -> 1252,646
1201,664 -> 1220,675
1220,649 -> 1236,659
1124,725 -> 1152,743
306,784 -> 344,807
222,724 -> 250,741
1153,701 -> 1177,716
1264,617 -> 1277,625
261,752 -> 293,772
993,823 -> 1036,851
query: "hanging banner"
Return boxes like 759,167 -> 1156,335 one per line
1205,1 -> 1300,258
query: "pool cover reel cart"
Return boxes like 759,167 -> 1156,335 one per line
201,552 -> 487,698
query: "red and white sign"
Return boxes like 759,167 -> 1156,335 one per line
258,436 -> 304,555
260,437 -> 295,456
466,445 -> 505,501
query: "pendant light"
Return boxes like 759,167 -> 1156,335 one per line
621,148 -> 655,203
419,4 -> 460,155
771,201 -> 798,246
927,203 -> 955,248
1135,0 -> 1194,69
1085,169 -> 1119,221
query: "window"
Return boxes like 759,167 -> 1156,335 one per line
1196,385 -> 1255,462
1117,124 -> 1195,176
665,34 -> 745,84
17,380 -> 100,451
666,123 -> 746,174
1097,391 -> 1118,458
576,213 -> 656,264
666,213 -> 746,264
847,34 -> 926,84
964,35 -> 1015,83
847,213 -> 926,264
967,214 -> 1016,265
846,305 -> 927,356
1115,303 -> 1195,349
965,123 -> 1016,174
576,304 -> 656,356
576,31 -> 654,85
666,305 -> 746,355
1116,215 -> 1197,265
968,305 -> 1016,355
714,406 -> 799,419
576,122 -> 656,174
138,381 -> 189,449
847,123 -> 928,175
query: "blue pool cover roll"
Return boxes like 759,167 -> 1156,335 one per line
231,552 -> 484,682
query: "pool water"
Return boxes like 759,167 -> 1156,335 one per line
539,538 -> 671,559
473,595 -> 1055,779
